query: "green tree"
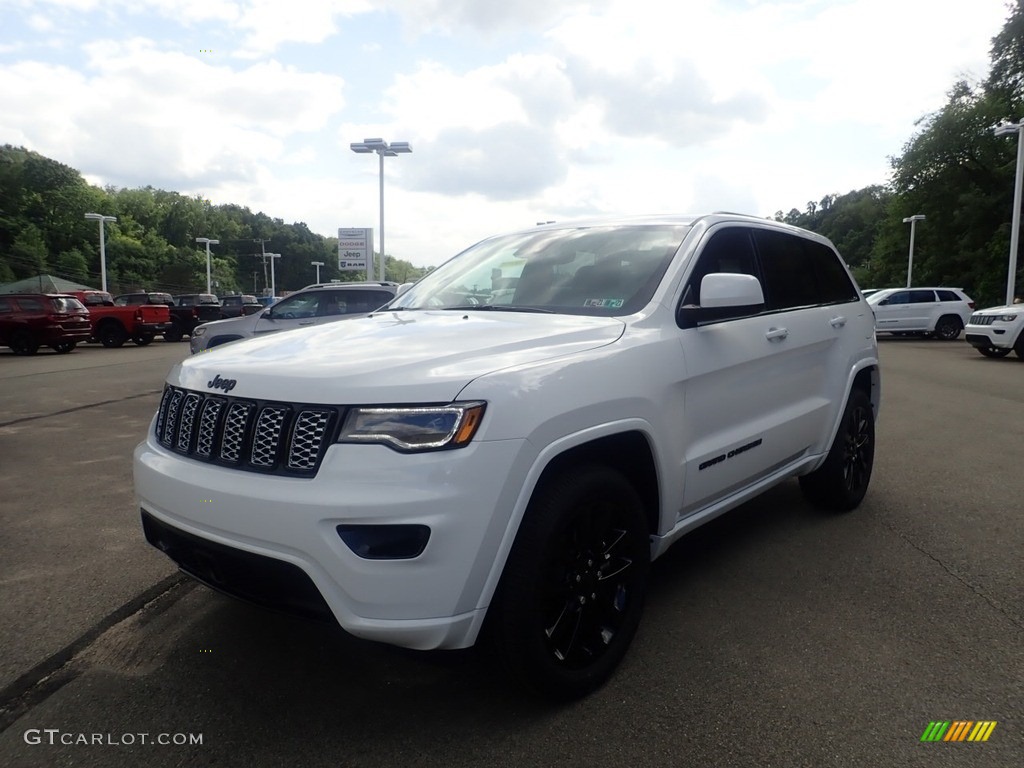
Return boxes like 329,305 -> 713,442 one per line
55,248 -> 90,283
10,223 -> 49,277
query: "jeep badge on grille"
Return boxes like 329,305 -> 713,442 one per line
207,374 -> 237,393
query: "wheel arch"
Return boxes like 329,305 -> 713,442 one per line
473,425 -> 662,640
531,430 -> 661,539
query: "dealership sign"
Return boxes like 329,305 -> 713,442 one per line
338,228 -> 373,270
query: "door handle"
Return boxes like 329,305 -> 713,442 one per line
765,327 -> 789,341
298,321 -> 315,326
829,315 -> 847,328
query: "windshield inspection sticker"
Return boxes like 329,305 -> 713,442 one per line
583,298 -> 624,308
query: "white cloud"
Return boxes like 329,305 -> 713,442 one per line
0,0 -> 1013,269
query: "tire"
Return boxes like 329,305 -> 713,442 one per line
98,323 -> 127,348
8,328 -> 39,356
799,388 -> 875,512
1015,330 -> 1024,360
978,346 -> 1012,358
489,464 -> 650,700
133,334 -> 154,346
163,323 -> 184,343
50,341 -> 77,354
933,315 -> 963,341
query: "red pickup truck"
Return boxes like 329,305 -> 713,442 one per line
70,290 -> 172,347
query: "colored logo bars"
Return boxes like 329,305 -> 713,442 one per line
920,721 -> 997,742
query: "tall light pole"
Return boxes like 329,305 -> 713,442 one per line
350,138 -> 412,282
902,215 -> 925,288
266,253 -> 281,297
311,261 -> 324,283
195,237 -> 219,294
994,119 -> 1024,305
84,213 -> 116,292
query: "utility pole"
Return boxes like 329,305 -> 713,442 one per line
253,238 -> 270,295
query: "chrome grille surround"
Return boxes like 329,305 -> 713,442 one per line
154,385 -> 340,476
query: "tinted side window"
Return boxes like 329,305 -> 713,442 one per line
884,291 -> 910,305
0,298 -> 12,314
806,240 -> 859,304
936,290 -> 960,302
682,227 -> 760,306
910,290 -> 936,303
752,230 -> 819,310
274,293 -> 320,318
322,290 -> 394,316
18,298 -> 44,312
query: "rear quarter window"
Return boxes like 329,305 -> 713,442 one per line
17,298 -> 44,312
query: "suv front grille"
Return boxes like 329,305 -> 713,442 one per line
155,385 -> 340,476
968,314 -> 995,326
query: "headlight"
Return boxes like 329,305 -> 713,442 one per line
996,314 -> 1018,322
192,326 -> 207,337
338,402 -> 486,452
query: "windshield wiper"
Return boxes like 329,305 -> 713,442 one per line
440,304 -> 556,314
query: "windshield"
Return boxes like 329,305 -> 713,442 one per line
387,224 -> 688,316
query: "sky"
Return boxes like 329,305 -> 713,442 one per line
0,0 -> 1014,268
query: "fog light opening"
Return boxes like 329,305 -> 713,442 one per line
336,524 -> 430,560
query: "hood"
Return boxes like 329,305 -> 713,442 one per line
973,304 -> 1024,315
173,310 -> 625,403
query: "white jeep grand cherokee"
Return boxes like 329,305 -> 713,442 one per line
964,304 -> 1024,358
135,214 -> 880,699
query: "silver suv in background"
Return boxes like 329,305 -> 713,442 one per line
190,282 -> 398,353
866,287 -> 975,340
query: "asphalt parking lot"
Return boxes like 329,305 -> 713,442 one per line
0,337 -> 1021,767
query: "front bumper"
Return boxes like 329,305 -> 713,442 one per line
964,325 -> 1016,350
134,432 -> 527,650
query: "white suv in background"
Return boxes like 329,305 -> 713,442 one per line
189,282 -> 398,353
964,303 -> 1024,358
866,287 -> 975,340
135,214 -> 881,699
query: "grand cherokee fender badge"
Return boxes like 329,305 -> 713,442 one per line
698,438 -> 762,471
207,374 -> 237,393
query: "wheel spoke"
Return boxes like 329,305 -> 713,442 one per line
540,511 -> 640,667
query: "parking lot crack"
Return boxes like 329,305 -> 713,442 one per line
0,574 -> 192,734
0,390 -> 162,428
885,521 -> 1023,633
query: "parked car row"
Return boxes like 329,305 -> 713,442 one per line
863,285 -> 1024,358
1,290 -> 270,354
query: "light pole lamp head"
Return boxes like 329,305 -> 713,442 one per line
994,119 -> 1024,137
85,213 -> 117,223
902,215 -> 926,224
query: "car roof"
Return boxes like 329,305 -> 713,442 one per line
1,292 -> 79,298
298,281 -> 399,290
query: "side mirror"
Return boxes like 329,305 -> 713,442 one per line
396,282 -> 415,297
677,273 -> 765,328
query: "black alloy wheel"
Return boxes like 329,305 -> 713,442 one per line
934,316 -> 963,341
978,346 -> 1012,358
799,388 -> 875,511
9,328 -> 39,355
98,324 -> 127,348
133,334 -> 154,346
491,465 -> 650,699
51,341 -> 77,353
163,322 -> 184,342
